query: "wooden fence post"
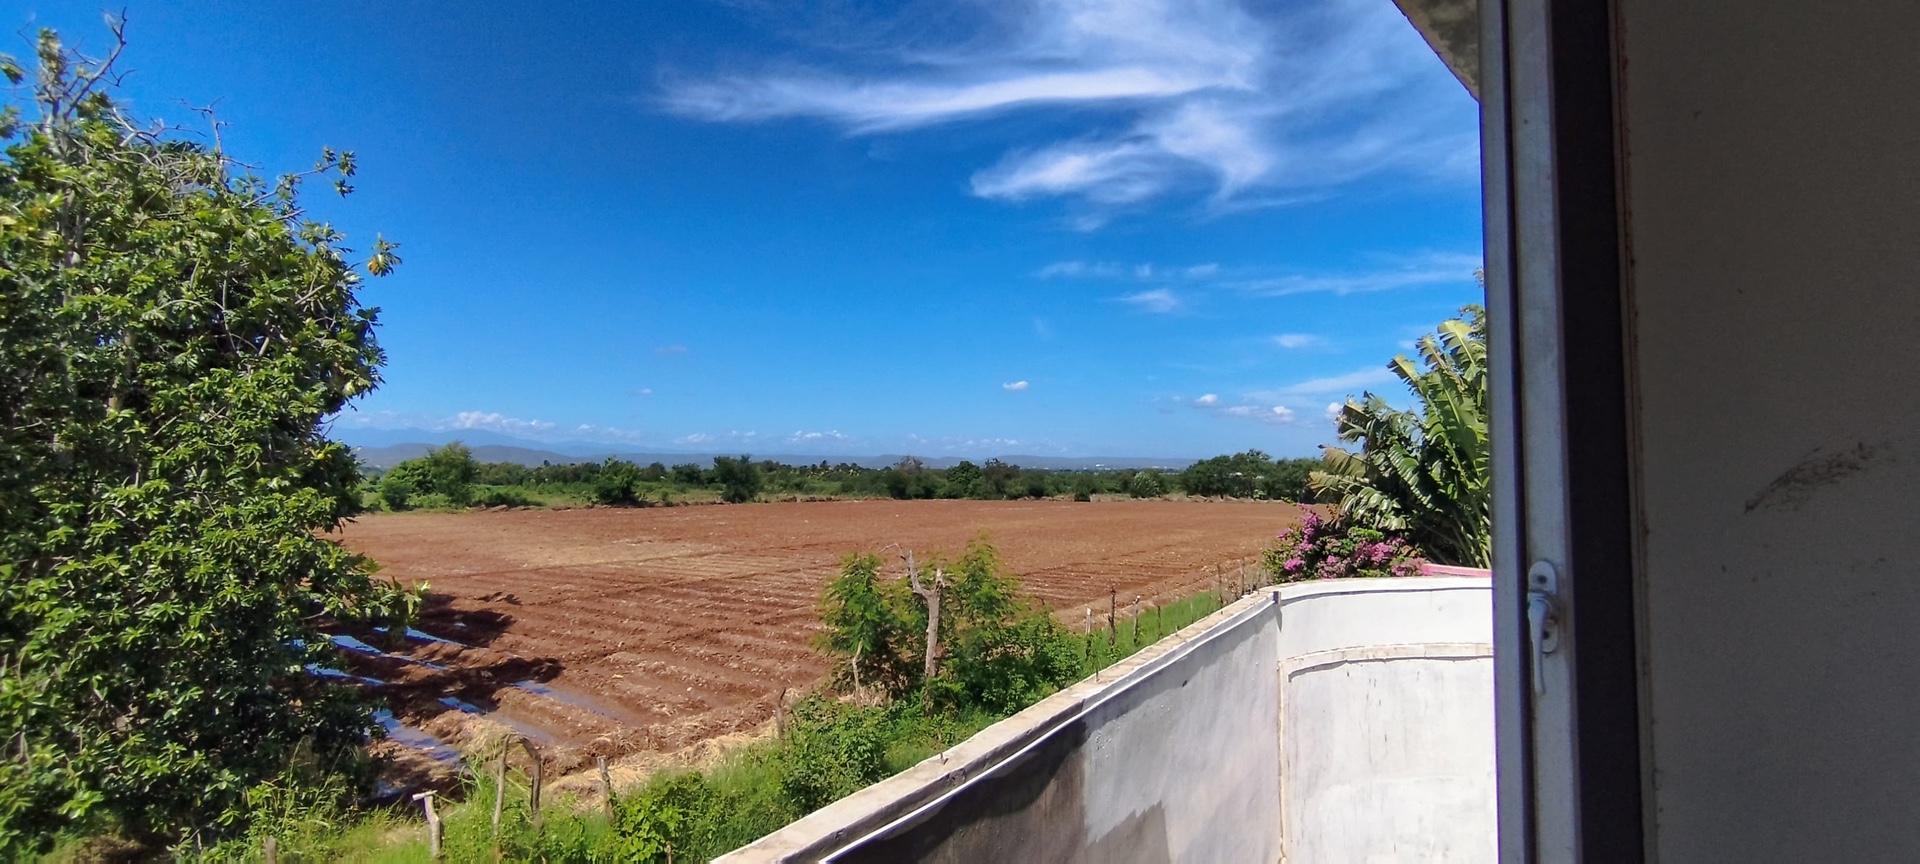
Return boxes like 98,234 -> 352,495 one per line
1108,586 -> 1117,647
491,739 -> 508,838
520,737 -> 544,831
1132,595 -> 1141,646
412,791 -> 442,859
598,754 -> 616,820
773,687 -> 787,739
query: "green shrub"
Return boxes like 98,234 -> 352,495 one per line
409,492 -> 458,511
473,486 -> 541,508
592,458 -> 645,506
773,699 -> 893,813
1128,469 -> 1167,498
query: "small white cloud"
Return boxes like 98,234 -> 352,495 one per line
1119,288 -> 1181,314
1003,380 -> 1031,392
677,432 -> 713,444
1272,405 -> 1296,422
1195,393 -> 1220,406
788,430 -> 848,442
1184,263 -> 1220,278
1325,401 -> 1345,421
1272,333 -> 1323,349
636,387 -> 654,396
453,411 -> 557,436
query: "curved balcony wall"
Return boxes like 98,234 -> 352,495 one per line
719,576 -> 1493,863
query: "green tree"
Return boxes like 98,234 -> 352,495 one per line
421,441 -> 477,506
1128,468 -> 1167,498
592,458 -> 644,506
0,28 -> 397,851
712,454 -> 762,503
1311,305 -> 1490,566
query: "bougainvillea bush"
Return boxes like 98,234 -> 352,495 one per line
1264,511 -> 1425,583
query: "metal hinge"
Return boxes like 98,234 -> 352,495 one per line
1527,560 -> 1562,694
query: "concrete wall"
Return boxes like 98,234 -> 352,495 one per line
719,577 -> 1492,863
1616,1 -> 1920,858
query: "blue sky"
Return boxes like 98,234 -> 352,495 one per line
14,0 -> 1482,459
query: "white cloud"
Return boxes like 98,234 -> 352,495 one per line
1036,260 -> 1124,278
1003,380 -> 1031,391
1184,263 -> 1220,278
677,432 -> 713,444
1195,393 -> 1220,406
661,0 -> 1477,221
1233,252 -> 1484,297
788,430 -> 848,442
1259,366 -> 1398,399
1210,403 -> 1297,425
453,411 -> 558,436
1325,401 -> 1345,421
1119,288 -> 1181,313
1272,333 -> 1323,349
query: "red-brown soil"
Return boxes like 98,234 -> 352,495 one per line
330,498 -> 1301,784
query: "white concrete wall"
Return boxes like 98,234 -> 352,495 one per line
1275,582 -> 1495,863
720,577 -> 1492,863
1617,1 -> 1920,858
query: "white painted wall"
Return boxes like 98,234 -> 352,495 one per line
721,577 -> 1493,862
1618,1 -> 1920,858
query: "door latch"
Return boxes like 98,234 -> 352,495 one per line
1527,560 -> 1561,694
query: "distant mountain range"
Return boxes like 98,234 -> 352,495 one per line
335,427 -> 1196,471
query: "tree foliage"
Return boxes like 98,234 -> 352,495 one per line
0,28 -> 397,850
815,540 -> 1080,715
1178,450 -> 1318,501
711,454 -> 762,504
1311,305 -> 1490,566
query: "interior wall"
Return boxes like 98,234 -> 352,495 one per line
1618,1 -> 1920,857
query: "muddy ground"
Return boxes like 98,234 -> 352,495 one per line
328,498 -> 1303,794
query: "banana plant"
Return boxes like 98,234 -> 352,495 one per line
1311,306 -> 1491,567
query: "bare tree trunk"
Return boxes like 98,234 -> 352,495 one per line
905,552 -> 944,680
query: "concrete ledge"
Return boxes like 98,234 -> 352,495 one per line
720,576 -> 1494,862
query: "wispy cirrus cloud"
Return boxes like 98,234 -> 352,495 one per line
1003,380 -> 1031,391
1229,252 -> 1484,297
1119,288 -> 1181,313
1258,366 -> 1397,399
659,0 -> 1476,223
1272,333 -> 1324,349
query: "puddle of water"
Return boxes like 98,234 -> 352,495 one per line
306,665 -> 384,686
323,633 -> 449,671
372,709 -> 461,766
437,696 -> 485,714
512,680 -> 647,726
329,634 -> 385,655
374,626 -> 469,648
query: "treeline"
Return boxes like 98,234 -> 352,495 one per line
363,444 -> 1322,511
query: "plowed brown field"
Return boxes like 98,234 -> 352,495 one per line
333,498 -> 1301,781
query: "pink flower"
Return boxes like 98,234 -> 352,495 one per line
1283,557 -> 1305,573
